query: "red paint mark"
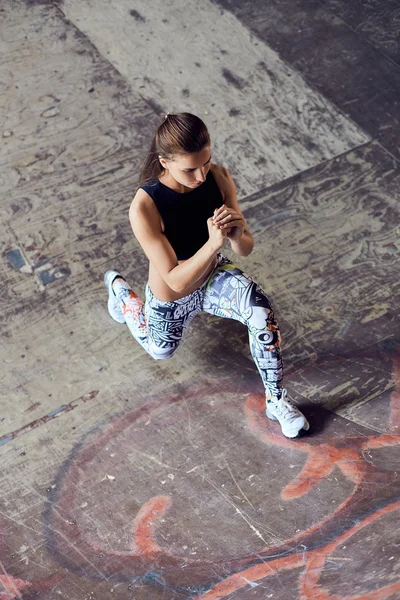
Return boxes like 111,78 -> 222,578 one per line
244,391 -> 400,571
0,563 -> 64,600
197,554 -> 302,599
300,500 -> 400,600
199,502 -> 400,599
131,496 -> 171,554
281,445 -> 363,501
0,574 -> 31,599
363,432 -> 400,449
245,394 -> 365,500
244,394 -> 365,551
0,391 -> 99,447
40,372 -> 400,594
25,402 -> 41,413
52,394 -> 184,566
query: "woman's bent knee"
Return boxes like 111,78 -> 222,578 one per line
247,307 -> 281,351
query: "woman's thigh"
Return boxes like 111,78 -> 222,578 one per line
202,258 -> 280,348
145,284 -> 203,359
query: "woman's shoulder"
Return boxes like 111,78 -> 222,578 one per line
210,163 -> 232,200
129,187 -> 165,235
130,184 -> 158,217
210,162 -> 230,178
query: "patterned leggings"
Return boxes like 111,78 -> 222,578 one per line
114,254 -> 283,397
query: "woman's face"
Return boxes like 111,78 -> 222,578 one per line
159,145 -> 212,189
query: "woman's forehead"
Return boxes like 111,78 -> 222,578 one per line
174,146 -> 211,167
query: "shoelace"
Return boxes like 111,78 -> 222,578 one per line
114,282 -> 130,303
273,390 -> 301,422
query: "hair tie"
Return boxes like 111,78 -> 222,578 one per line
164,112 -> 170,120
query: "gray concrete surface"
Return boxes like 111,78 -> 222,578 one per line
1,1 -> 399,598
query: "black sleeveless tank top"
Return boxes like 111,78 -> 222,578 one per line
139,169 -> 224,260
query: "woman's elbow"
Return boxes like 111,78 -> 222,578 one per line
164,275 -> 185,294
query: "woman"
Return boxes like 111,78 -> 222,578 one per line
104,113 -> 309,438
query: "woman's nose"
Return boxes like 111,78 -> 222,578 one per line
196,168 -> 206,182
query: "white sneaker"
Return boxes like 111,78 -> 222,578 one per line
104,269 -> 126,324
266,389 -> 310,438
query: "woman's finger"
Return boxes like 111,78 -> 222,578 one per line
217,213 -> 243,225
216,214 -> 231,224
220,219 -> 243,229
213,205 -> 226,218
213,210 -> 229,222
214,210 -> 242,223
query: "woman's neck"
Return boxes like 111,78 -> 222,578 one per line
159,172 -> 194,194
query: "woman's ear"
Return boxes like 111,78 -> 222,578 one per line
158,156 -> 167,169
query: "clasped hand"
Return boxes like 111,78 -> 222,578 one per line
212,204 -> 245,242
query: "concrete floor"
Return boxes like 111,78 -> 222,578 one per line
1,0 -> 399,598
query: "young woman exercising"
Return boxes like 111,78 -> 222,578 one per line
104,112 -> 309,438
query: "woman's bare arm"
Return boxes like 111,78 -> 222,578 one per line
129,190 -> 224,294
213,166 -> 254,257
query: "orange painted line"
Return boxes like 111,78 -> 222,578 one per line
300,552 -> 330,600
201,502 -> 400,600
300,500 -> 400,600
281,447 -> 363,501
44,380 -> 400,593
243,391 -> 400,569
197,553 -> 303,599
362,433 -> 400,449
281,452 -> 335,500
245,395 -> 362,534
131,495 -> 171,555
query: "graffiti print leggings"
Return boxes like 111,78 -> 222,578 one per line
114,254 -> 283,398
